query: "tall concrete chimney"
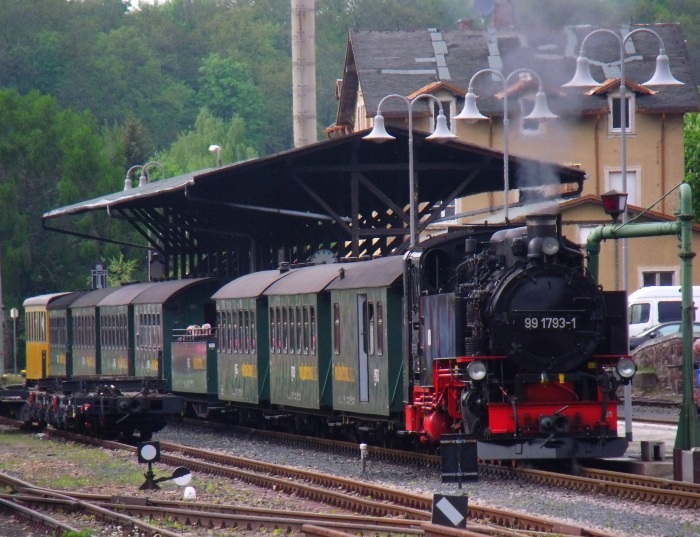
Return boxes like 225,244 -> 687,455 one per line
291,0 -> 317,147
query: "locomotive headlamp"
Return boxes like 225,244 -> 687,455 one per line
541,237 -> 560,256
467,361 -> 487,381
616,357 -> 637,379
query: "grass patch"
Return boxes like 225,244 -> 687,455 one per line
0,430 -> 150,490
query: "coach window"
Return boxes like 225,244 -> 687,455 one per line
310,306 -> 316,354
289,307 -> 296,354
251,309 -> 257,354
235,309 -> 241,353
283,307 -> 290,353
333,302 -> 340,354
216,308 -> 222,349
368,302 -> 375,355
227,308 -> 234,352
276,306 -> 282,353
238,310 -> 244,352
242,310 -> 250,354
221,308 -> 228,351
226,308 -> 232,352
376,302 -> 384,356
302,306 -> 309,354
295,306 -> 302,354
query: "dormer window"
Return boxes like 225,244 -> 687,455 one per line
609,92 -> 635,135
518,96 -> 542,134
433,99 -> 454,132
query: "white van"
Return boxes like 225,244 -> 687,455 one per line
628,286 -> 700,337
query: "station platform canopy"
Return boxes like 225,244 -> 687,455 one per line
43,128 -> 585,279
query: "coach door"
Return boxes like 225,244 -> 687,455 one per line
357,294 -> 369,402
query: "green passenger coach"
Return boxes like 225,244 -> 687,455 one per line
326,256 -> 405,420
213,269 -> 295,406
263,264 -> 352,411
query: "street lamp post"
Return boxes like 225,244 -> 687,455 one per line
9,307 -> 18,373
563,28 -> 683,292
209,144 -> 222,167
363,94 -> 457,248
455,68 -> 557,222
124,163 -> 167,279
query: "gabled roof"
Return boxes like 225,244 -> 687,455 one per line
336,23 -> 699,129
587,79 -> 657,96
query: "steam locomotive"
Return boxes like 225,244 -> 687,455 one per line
7,214 -> 635,461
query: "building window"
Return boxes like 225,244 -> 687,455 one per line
606,167 -> 640,207
519,96 -> 543,134
433,99 -> 454,132
578,224 -> 598,246
641,270 -> 676,287
609,93 -> 635,134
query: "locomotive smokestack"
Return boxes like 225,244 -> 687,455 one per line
526,214 -> 557,241
291,0 -> 317,147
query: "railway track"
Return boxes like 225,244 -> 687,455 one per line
3,414 -> 698,535
1,416 -> 619,537
170,417 -> 700,509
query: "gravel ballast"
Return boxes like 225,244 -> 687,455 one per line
154,414 -> 699,537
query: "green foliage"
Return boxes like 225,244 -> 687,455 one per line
121,115 -> 156,170
684,113 -> 700,221
107,254 -> 139,287
156,108 -> 257,175
197,53 -> 266,153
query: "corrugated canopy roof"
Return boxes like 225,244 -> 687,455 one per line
42,129 -> 586,281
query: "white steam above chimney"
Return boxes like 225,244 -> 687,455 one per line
291,0 -> 317,147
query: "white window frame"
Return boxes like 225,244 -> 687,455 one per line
577,224 -> 599,246
608,91 -> 636,136
517,95 -> 544,135
605,166 -> 641,207
432,96 -> 457,133
637,267 -> 679,288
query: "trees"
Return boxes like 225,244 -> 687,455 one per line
0,89 -> 124,300
684,114 -> 700,221
197,54 -> 266,154
155,108 -> 257,176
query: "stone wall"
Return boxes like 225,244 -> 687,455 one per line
630,335 -> 693,397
